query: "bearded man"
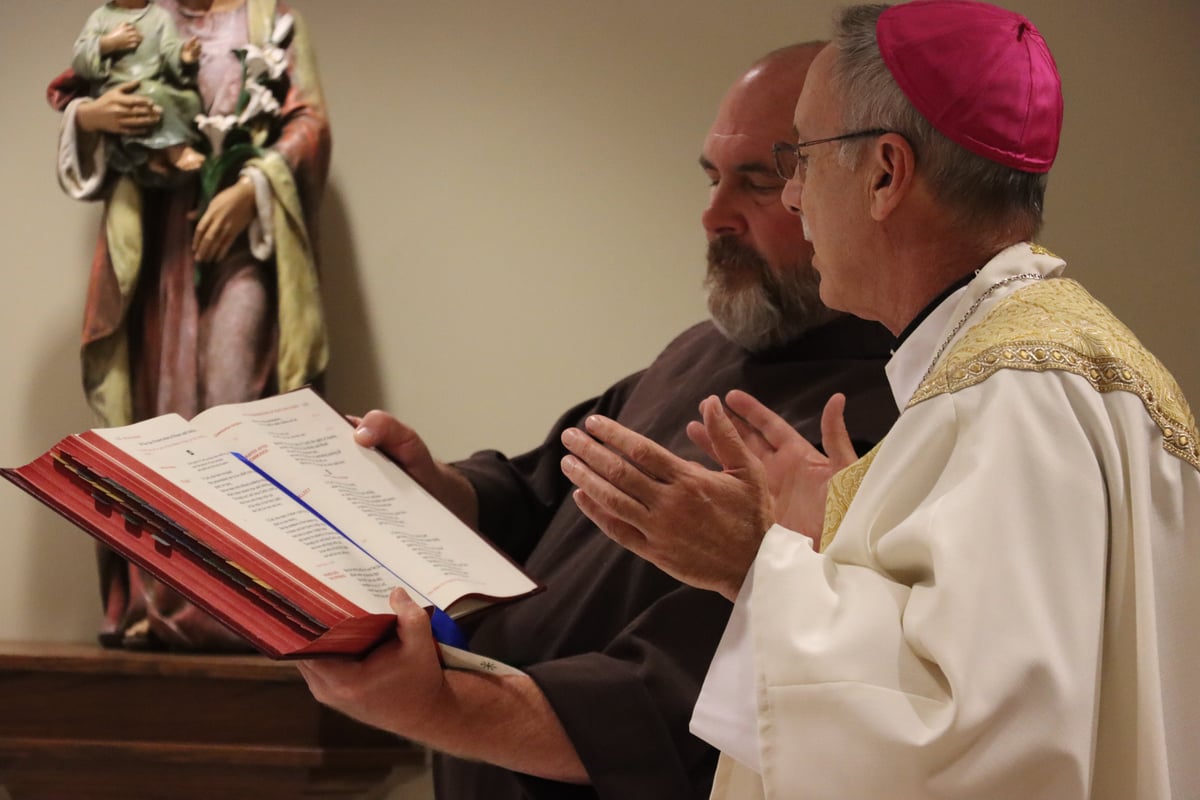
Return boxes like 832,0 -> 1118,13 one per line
297,42 -> 896,800
558,4 -> 1198,798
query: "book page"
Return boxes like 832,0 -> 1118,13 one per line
90,414 -> 399,614
188,389 -> 537,615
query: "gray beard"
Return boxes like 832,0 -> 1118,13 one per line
704,237 -> 837,353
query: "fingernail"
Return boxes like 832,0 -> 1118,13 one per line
562,428 -> 581,446
354,424 -> 373,440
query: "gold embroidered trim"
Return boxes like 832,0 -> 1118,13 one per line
910,278 -> 1199,471
820,441 -> 882,551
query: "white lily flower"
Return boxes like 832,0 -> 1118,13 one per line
260,45 -> 289,82
195,113 -> 238,155
243,43 -> 289,85
238,81 -> 281,125
241,45 -> 270,82
270,13 -> 294,47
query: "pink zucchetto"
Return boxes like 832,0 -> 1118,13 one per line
876,0 -> 1063,173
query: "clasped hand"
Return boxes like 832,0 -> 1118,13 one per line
560,390 -> 857,600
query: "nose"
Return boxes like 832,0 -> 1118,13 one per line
781,175 -> 803,216
701,183 -> 748,238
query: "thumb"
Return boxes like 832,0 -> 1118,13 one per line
701,395 -> 755,473
389,586 -> 425,619
116,80 -> 141,94
357,411 -> 431,465
389,587 -> 439,653
820,393 -> 858,472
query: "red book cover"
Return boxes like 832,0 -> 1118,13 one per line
3,388 -> 541,661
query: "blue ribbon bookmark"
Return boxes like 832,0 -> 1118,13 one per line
231,451 -> 469,649
430,607 -> 469,649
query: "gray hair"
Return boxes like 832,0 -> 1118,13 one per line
830,4 -> 1048,241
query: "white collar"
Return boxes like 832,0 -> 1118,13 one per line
885,242 -> 1068,409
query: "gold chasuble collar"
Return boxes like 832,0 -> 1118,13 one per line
908,276 -> 1197,470
821,272 -> 1198,551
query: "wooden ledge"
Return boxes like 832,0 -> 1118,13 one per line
0,640 -> 420,799
0,639 -> 302,682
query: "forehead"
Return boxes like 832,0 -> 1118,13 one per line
707,108 -> 789,156
702,115 -> 786,174
793,46 -> 840,138
709,62 -> 807,141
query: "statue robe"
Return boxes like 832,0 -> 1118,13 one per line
50,0 -> 330,650
52,0 -> 329,428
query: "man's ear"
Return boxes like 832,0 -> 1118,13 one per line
868,133 -> 914,221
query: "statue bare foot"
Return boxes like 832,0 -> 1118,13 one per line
166,143 -> 206,172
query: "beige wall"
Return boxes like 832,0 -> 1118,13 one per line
0,0 -> 1196,666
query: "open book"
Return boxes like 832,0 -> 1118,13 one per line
2,388 -> 539,669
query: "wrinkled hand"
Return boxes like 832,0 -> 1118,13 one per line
181,36 -> 202,65
75,80 -> 161,136
296,588 -> 447,736
351,410 -> 479,528
99,22 -> 142,57
560,396 -> 773,600
192,176 -> 256,263
688,390 -> 857,543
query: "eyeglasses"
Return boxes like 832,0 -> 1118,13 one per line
772,128 -> 891,181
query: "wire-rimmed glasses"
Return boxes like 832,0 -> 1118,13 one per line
772,128 -> 891,181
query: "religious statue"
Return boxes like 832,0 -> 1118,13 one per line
48,0 -> 331,651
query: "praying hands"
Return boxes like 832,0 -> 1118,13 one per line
559,390 -> 858,600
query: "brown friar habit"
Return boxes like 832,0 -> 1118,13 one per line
434,316 -> 899,800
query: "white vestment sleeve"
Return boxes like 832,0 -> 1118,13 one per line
749,370 -> 1112,799
691,563 -> 769,773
